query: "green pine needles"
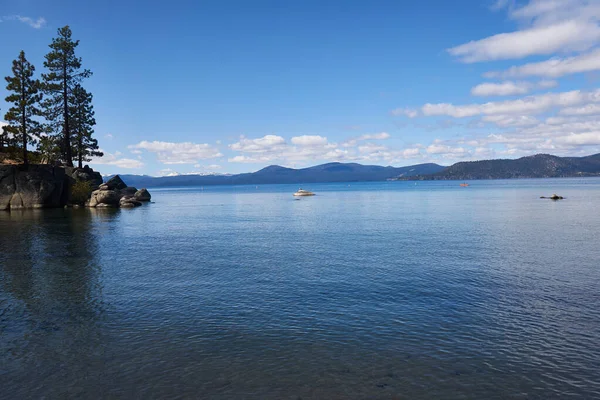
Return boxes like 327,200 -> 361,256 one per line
2,25 -> 102,168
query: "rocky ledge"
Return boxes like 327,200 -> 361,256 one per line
0,164 -> 151,210
87,175 -> 151,208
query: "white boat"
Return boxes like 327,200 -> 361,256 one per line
293,188 -> 315,197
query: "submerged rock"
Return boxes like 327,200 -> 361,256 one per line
134,188 -> 151,202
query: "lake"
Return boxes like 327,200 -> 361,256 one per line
1,179 -> 599,399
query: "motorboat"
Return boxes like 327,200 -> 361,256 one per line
293,188 -> 315,196
460,183 -> 469,187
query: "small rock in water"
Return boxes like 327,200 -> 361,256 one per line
541,194 -> 564,200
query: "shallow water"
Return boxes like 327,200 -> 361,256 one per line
1,179 -> 600,399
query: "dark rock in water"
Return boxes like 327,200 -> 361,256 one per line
0,165 -> 66,210
105,175 -> 127,190
541,194 -> 564,200
88,189 -> 120,207
134,188 -> 151,202
120,186 -> 138,197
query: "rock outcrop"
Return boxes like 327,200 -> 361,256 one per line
105,175 -> 127,190
86,175 -> 151,208
65,165 -> 103,188
134,188 -> 151,202
0,167 -> 152,211
0,165 -> 67,210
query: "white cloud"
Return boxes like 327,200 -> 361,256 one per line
448,20 -> 600,63
559,104 -> 600,116
391,108 -> 419,118
228,155 -> 271,163
486,48 -> 600,79
129,140 -> 223,164
104,133 -> 114,139
482,115 -> 540,127
0,15 -> 46,29
342,132 -> 391,147
555,132 -> 600,145
448,0 -> 600,63
227,133 -> 422,166
470,80 -> 557,96
290,135 -> 328,146
426,142 -> 470,157
422,89 -> 600,118
229,135 -> 286,153
359,132 -> 391,140
471,81 -> 529,96
89,151 -> 144,169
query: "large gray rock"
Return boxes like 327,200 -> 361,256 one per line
66,166 -> 103,188
134,188 -> 151,202
105,175 -> 127,190
88,189 -> 120,207
0,165 -> 66,210
120,186 -> 138,197
120,196 -> 142,208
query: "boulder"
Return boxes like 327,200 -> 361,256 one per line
134,188 -> 151,202
120,186 -> 138,197
66,166 -> 103,188
105,175 -> 127,191
98,184 -> 109,191
120,196 -> 142,208
88,189 -> 120,207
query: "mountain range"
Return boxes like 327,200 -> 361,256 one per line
401,153 -> 600,180
108,153 -> 600,187
113,162 -> 445,187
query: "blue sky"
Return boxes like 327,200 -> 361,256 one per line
2,0 -> 600,176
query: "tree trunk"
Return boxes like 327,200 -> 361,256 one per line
63,60 -> 73,167
21,63 -> 28,166
78,136 -> 83,168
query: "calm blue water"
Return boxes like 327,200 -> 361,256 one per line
1,179 -> 600,399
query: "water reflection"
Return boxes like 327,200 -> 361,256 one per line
0,209 -> 116,396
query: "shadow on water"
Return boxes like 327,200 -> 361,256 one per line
0,208 -> 118,397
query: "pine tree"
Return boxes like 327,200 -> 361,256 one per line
38,135 -> 62,164
41,26 -> 91,167
3,51 -> 42,165
71,84 -> 103,168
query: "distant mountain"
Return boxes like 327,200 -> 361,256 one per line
400,153 -> 600,180
110,162 -> 445,187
